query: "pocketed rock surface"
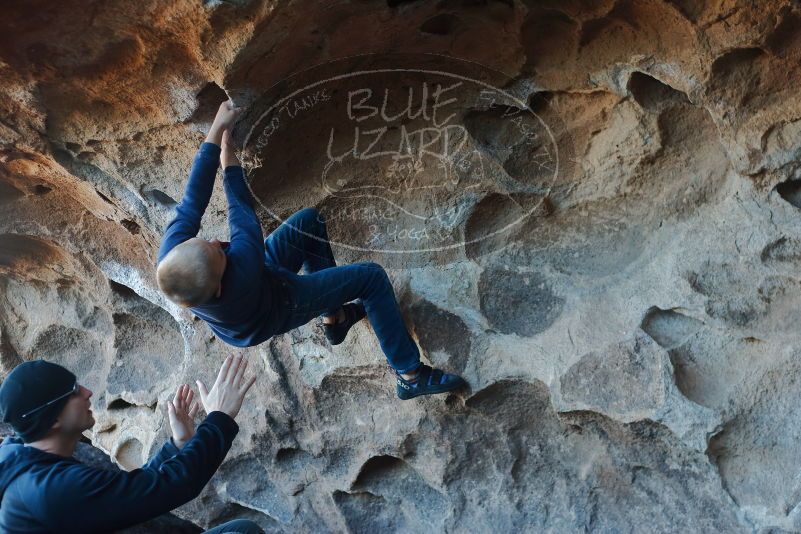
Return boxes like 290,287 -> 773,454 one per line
2,0 -> 801,531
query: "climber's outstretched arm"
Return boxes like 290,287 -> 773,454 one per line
220,129 -> 264,285
157,101 -> 243,264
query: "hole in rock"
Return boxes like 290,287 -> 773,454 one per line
708,47 -> 768,104
188,81 -> 229,125
527,91 -> 554,114
761,236 -> 801,264
120,219 -> 140,235
115,437 -> 143,470
96,190 -> 115,205
29,326 -> 100,378
444,394 -> 461,408
343,454 -> 446,531
274,446 -> 315,465
465,379 -> 550,423
640,306 -> 703,349
665,339 -> 739,409
478,268 -> 564,337
107,398 -> 134,410
766,10 -> 801,56
32,184 -> 52,195
420,13 -> 457,35
465,193 -> 550,260
109,279 -> 137,299
216,456 -> 294,523
146,188 -> 177,207
463,105 -> 555,188
465,195 -> 518,258
627,72 -> 689,111
710,48 -> 767,77
275,447 -> 298,462
409,298 -> 470,373
353,455 -> 403,487
668,356 -> 703,402
776,179 -> 801,209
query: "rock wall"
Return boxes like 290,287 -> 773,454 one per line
2,0 -> 801,531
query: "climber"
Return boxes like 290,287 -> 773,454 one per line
0,355 -> 261,533
156,99 -> 466,400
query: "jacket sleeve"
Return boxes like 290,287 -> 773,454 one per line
141,438 -> 180,471
31,411 -> 238,534
222,165 -> 264,283
157,142 -> 221,264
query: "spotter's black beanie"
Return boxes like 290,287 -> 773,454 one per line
0,360 -> 76,443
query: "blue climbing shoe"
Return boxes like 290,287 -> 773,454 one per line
323,301 -> 366,345
396,364 -> 466,400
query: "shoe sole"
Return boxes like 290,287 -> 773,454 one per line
397,380 -> 466,400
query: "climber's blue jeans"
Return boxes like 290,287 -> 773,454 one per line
264,208 -> 421,374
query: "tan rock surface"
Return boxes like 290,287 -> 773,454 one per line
2,0 -> 801,531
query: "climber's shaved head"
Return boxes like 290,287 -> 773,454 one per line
157,238 -> 227,307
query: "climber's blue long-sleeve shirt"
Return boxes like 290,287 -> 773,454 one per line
158,142 -> 286,347
0,411 -> 238,534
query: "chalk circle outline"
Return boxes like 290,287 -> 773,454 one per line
242,53 -> 559,256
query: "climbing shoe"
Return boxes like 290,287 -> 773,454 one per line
323,301 -> 366,345
395,364 -> 466,400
